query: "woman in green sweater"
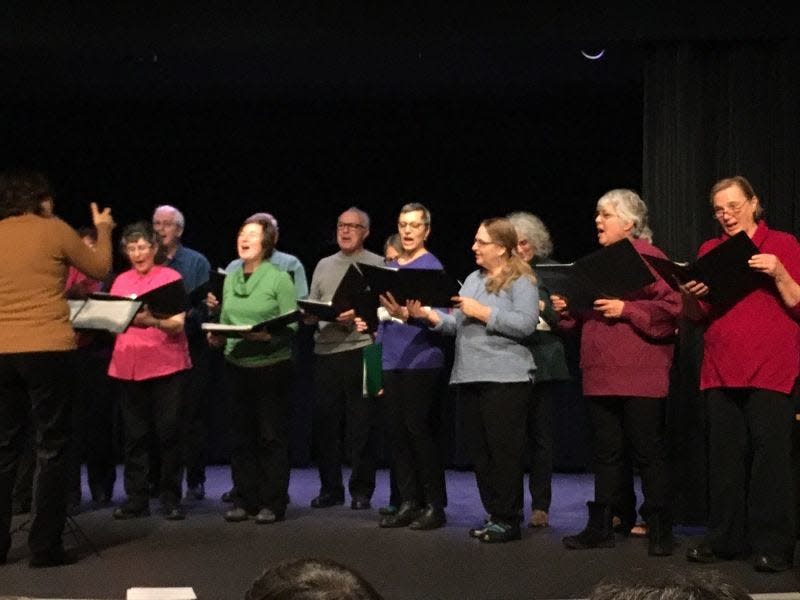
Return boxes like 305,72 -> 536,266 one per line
207,215 -> 297,524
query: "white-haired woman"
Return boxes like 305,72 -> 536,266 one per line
555,189 -> 680,556
507,212 -> 569,529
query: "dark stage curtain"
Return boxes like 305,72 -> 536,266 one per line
642,39 -> 800,524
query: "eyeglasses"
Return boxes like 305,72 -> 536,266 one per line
397,221 -> 426,230
337,222 -> 365,231
125,243 -> 153,255
712,200 -> 749,219
473,238 -> 498,247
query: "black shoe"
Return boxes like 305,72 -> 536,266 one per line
379,501 -> 421,528
409,505 -> 446,530
351,497 -> 371,510
29,548 -> 78,568
113,502 -> 150,519
224,507 -> 249,522
686,542 -> 718,563
163,505 -> 186,521
378,504 -> 398,516
254,508 -> 285,525
478,520 -> 522,543
185,483 -> 205,501
310,493 -> 344,509
221,488 -> 236,503
754,553 -> 791,573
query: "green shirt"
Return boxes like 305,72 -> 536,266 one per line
221,261 -> 297,368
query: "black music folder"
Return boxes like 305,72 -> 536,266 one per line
643,231 -> 763,308
201,309 -> 300,337
297,264 -> 368,321
190,268 -> 226,305
136,278 -> 189,317
69,295 -> 143,333
356,263 -> 461,307
535,238 -> 655,312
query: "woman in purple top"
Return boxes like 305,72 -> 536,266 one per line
555,190 -> 680,556
373,203 -> 447,530
682,176 -> 800,572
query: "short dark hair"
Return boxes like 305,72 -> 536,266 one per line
245,558 -> 383,600
77,226 -> 98,242
0,170 -> 54,219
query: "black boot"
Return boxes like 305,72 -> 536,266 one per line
647,512 -> 673,556
562,501 -> 614,549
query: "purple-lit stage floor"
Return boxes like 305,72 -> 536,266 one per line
2,467 -> 798,600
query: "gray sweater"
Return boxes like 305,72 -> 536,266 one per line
434,269 -> 539,383
308,249 -> 384,355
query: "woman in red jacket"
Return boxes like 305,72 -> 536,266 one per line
682,176 -> 800,573
555,189 -> 680,556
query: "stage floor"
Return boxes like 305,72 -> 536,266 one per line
1,467 -> 798,599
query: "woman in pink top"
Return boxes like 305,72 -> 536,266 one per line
682,176 -> 800,573
107,221 -> 191,521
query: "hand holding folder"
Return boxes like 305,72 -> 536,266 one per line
69,294 -> 143,333
356,262 -> 461,307
535,238 -> 655,312
642,231 -> 764,308
298,264 -> 369,321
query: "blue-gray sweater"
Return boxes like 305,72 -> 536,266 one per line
434,270 -> 539,384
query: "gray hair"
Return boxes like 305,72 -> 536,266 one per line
247,212 -> 279,232
153,204 -> 185,230
507,211 -> 553,259
588,573 -> 751,600
342,206 -> 370,230
596,189 -> 653,242
399,202 -> 431,227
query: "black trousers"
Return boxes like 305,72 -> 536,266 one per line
118,371 -> 186,507
67,344 -> 116,501
312,348 -> 378,500
227,360 -> 292,514
0,351 -> 73,558
706,387 -> 795,558
460,381 -> 530,524
181,336 -> 213,487
527,380 -> 555,512
587,396 -> 669,517
383,369 -> 446,507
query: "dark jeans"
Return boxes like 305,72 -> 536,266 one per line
383,369 -> 446,507
118,371 -> 186,507
706,387 -> 795,558
460,381 -> 530,524
0,351 -> 73,558
227,360 -> 292,514
312,348 -> 378,500
527,381 -> 555,512
587,396 -> 669,518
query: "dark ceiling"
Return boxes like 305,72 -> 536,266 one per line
2,4 -> 796,95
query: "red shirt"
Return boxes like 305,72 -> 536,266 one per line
696,221 -> 800,394
561,238 -> 681,398
107,265 -> 192,381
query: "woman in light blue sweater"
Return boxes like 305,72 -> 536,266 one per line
409,217 -> 539,543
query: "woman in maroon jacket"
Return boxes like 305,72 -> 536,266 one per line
555,189 -> 681,556
682,176 -> 800,573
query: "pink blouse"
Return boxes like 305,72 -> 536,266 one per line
107,265 -> 192,382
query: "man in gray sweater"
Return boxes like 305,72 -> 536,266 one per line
305,207 -> 385,509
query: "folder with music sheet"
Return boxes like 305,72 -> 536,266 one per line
201,309 -> 300,337
535,238 -> 656,312
135,278 -> 189,317
356,262 -> 461,307
69,294 -> 143,333
297,264 -> 368,321
642,231 -> 764,308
